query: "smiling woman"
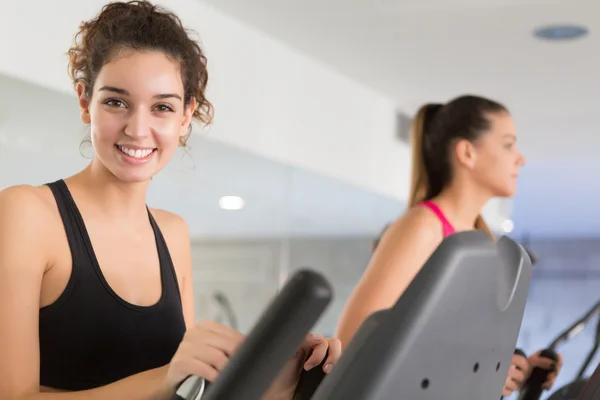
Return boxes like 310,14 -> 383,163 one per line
82,51 -> 192,178
0,1 -> 341,399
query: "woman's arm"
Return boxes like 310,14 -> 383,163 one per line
0,187 -> 173,400
335,209 -> 443,348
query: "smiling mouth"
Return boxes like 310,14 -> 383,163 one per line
115,145 -> 157,159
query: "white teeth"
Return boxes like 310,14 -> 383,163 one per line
118,146 -> 154,159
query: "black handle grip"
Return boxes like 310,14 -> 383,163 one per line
518,348 -> 559,400
514,348 -> 527,358
201,269 -> 333,400
293,350 -> 329,400
172,270 -> 332,400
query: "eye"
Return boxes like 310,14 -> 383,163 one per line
504,143 -> 514,149
154,103 -> 174,112
104,99 -> 127,108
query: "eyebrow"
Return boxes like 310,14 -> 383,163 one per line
98,86 -> 182,101
502,133 -> 517,141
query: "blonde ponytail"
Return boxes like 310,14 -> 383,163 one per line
475,215 -> 495,239
408,103 -> 442,207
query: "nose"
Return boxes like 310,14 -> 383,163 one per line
124,108 -> 150,139
518,151 -> 526,166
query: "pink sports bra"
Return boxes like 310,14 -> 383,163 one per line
420,200 -> 456,238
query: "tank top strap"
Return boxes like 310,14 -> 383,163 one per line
419,200 -> 456,238
45,179 -> 89,287
46,179 -> 88,252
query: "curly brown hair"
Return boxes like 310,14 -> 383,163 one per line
67,0 -> 213,147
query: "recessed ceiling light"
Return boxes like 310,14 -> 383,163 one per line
219,196 -> 244,210
501,219 -> 514,233
534,24 -> 589,41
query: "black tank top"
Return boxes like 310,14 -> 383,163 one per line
39,179 -> 187,390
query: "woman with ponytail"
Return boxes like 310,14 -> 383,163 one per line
336,95 -> 561,396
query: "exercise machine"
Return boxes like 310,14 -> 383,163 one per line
548,380 -> 589,400
312,231 -> 532,399
173,269 -> 333,400
540,299 -> 600,400
175,230 -> 533,399
549,362 -> 600,400
571,361 -> 600,399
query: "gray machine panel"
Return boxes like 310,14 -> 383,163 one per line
312,231 -> 532,400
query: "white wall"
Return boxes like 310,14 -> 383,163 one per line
190,236 -> 374,335
0,0 -> 507,229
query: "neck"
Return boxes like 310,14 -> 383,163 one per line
67,160 -> 150,221
431,182 -> 491,231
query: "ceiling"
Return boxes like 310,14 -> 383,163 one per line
0,73 -> 402,238
199,0 -> 600,162
197,0 -> 600,238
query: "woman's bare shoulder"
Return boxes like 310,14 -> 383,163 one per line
147,207 -> 189,237
386,205 -> 444,243
0,184 -> 60,276
0,184 -> 58,221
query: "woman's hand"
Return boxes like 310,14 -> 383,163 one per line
263,333 -> 342,399
502,352 -> 531,396
501,349 -> 563,396
164,320 -> 245,392
528,350 -> 563,390
163,322 -> 342,399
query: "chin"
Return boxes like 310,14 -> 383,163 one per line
103,161 -> 158,183
493,186 -> 517,198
